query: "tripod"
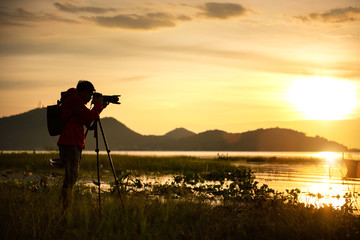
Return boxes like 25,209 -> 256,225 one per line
87,118 -> 124,212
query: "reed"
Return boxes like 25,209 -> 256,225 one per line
1,152 -> 360,239
1,179 -> 359,240
0,152 -> 324,174
0,152 -> 236,174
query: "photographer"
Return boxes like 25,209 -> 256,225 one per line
58,80 -> 106,209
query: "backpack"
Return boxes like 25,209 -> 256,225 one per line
46,102 -> 63,136
46,92 -> 69,136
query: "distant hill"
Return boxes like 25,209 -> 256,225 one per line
0,108 -> 57,150
237,118 -> 360,149
0,108 -> 348,152
168,128 -> 347,151
164,128 -> 196,140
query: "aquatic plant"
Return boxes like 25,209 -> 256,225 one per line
1,175 -> 360,240
1,153 -> 360,239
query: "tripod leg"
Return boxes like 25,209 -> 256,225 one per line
98,118 -> 125,209
94,121 -> 102,214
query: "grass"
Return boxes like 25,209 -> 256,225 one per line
1,179 -> 359,240
0,152 -> 326,174
0,152 -> 237,173
1,152 -> 360,239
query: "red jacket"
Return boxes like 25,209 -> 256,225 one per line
57,88 -> 103,149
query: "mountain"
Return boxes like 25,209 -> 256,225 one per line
236,118 -> 360,149
0,108 -> 57,150
169,128 -> 347,151
164,128 -> 196,140
0,108 -> 348,152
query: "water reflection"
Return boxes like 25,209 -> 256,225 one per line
316,151 -> 338,164
81,151 -> 360,211
84,150 -> 346,159
234,157 -> 360,211
87,159 -> 360,212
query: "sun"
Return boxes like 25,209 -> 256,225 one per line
289,77 -> 358,120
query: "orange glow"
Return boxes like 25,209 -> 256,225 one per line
0,1 -> 359,148
316,152 -> 340,164
289,77 -> 358,120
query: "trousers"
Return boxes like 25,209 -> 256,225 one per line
59,145 -> 82,189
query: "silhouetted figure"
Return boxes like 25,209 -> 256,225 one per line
58,80 -> 105,209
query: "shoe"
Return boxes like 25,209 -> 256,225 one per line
50,158 -> 64,168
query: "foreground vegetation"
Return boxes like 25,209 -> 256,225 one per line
0,151 -> 326,173
1,152 -> 359,239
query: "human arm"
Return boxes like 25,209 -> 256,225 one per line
66,94 -> 104,126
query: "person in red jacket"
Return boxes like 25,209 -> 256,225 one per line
58,80 -> 105,209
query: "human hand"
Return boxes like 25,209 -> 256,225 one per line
92,93 -> 103,105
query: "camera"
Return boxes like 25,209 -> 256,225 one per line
93,92 -> 121,104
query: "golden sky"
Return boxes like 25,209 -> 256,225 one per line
1,0 -> 360,142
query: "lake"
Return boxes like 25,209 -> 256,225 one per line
3,150 -> 360,211
90,151 -> 360,211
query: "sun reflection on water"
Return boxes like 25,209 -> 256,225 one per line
248,153 -> 360,213
301,180 -> 360,212
315,152 -> 340,164
81,151 -> 360,213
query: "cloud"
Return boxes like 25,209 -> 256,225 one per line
0,79 -> 56,90
54,2 -> 117,14
84,2 -> 251,30
294,6 -> 360,23
0,2 -> 246,30
201,2 -> 248,19
177,15 -> 192,21
84,12 -> 179,30
55,2 -> 192,30
118,75 -> 151,82
0,7 -> 78,26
